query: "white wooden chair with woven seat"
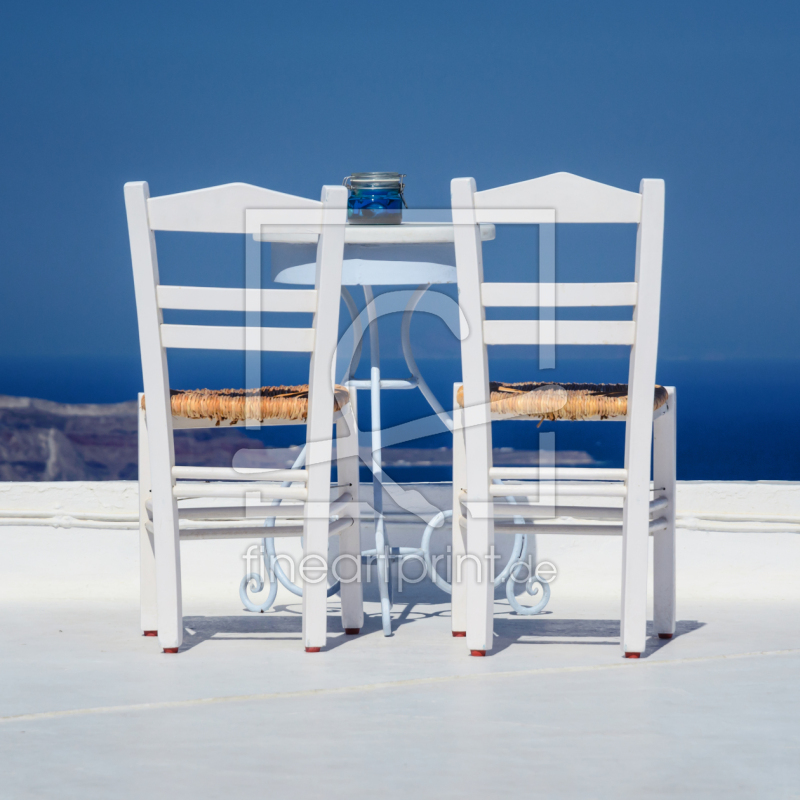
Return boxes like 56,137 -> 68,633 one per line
450,172 -> 676,658
125,180 -> 362,654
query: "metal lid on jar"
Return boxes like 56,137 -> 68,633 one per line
343,172 -> 405,190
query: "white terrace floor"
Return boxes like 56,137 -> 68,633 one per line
1,482 -> 799,799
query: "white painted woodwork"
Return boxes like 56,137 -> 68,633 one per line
481,282 -> 637,307
137,395 -> 158,634
492,518 -> 667,536
147,182 -> 322,234
159,324 -> 315,352
157,516 -> 354,541
650,497 -> 669,515
302,185 -> 348,650
489,483 -> 628,498
472,172 -> 642,224
452,178 -> 495,654
483,320 -> 635,346
336,392 -> 364,632
451,388 -> 468,635
620,179 -> 666,655
466,499 -> 666,521
484,502 -> 624,521
494,522 -> 622,536
653,387 -> 677,636
490,517 -> 666,535
173,483 -> 308,501
171,466 -> 308,483
125,182 -> 183,652
173,504 -> 306,520
165,492 -> 351,523
451,172 -> 668,656
176,517 -> 310,530
489,467 -> 627,481
157,286 -> 317,313
178,526 -> 304,540
126,179 -> 356,653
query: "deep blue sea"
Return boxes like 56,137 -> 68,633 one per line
2,354 -> 798,483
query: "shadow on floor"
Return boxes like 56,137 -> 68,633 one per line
491,617 -> 706,657
178,607 -> 703,657
180,601 -> 453,652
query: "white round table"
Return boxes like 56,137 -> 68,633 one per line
271,222 -> 495,635
270,221 -> 495,286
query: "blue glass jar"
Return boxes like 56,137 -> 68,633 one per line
343,172 -> 407,224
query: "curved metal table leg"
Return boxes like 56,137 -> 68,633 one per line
419,483 -> 552,616
238,441 -> 341,611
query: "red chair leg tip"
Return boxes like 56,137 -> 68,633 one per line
452,631 -> 466,637
624,652 -> 641,659
143,631 -> 158,637
470,650 -> 486,657
344,628 -> 360,635
658,633 -> 673,639
163,647 -> 179,654
305,647 -> 321,653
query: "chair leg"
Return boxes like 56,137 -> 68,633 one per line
138,398 -> 158,637
620,499 -> 650,657
464,419 -> 495,655
303,454 -> 332,652
336,394 -> 363,635
653,387 -> 677,639
152,479 -> 183,653
451,388 -> 468,638
465,512 -> 494,654
144,408 -> 183,653
620,437 -> 652,657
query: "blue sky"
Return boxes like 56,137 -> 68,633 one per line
0,1 -> 798,371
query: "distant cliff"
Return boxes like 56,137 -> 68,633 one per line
0,396 -> 271,481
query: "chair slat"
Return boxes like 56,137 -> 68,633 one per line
494,522 -> 623,535
172,466 -> 308,482
172,516 -> 354,540
489,483 -> 627,497
481,282 -> 637,308
146,182 -> 322,234
157,286 -> 317,313
483,320 -> 635,346
160,324 -> 315,352
173,483 -> 308,500
473,172 -> 642,224
489,467 -> 627,481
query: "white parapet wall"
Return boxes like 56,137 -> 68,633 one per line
0,480 -> 798,533
0,481 -> 139,529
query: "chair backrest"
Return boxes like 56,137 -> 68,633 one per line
124,181 -> 347,461
451,171 -> 665,478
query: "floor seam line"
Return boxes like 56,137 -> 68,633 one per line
2,647 -> 798,724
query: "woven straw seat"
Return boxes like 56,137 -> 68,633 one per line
456,382 -> 668,421
142,385 -> 349,425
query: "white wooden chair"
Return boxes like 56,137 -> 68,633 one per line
450,172 -> 676,658
125,181 -> 362,654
